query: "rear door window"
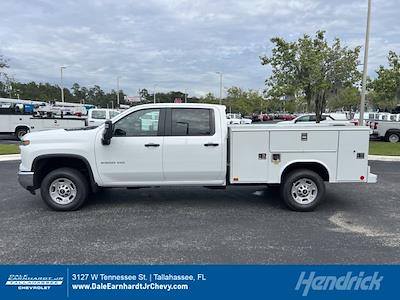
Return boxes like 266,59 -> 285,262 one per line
171,108 -> 214,136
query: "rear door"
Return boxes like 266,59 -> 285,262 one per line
163,108 -> 224,183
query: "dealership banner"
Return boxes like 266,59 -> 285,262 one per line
0,265 -> 398,299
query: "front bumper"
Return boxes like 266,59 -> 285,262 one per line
18,171 -> 35,193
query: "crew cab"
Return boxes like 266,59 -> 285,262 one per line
18,103 -> 377,212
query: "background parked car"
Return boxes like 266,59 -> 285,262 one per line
88,108 -> 121,126
277,114 -> 353,126
281,114 -> 296,121
226,113 -> 252,125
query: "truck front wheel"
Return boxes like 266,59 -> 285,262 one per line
281,169 -> 325,212
40,168 -> 88,211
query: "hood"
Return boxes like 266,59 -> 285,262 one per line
23,127 -> 100,144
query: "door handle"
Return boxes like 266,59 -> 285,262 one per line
204,143 -> 219,147
144,143 -> 160,147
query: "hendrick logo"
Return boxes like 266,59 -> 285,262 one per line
295,271 -> 383,296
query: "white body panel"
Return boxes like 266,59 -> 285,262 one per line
29,117 -> 86,131
229,125 -> 372,184
0,114 -> 32,133
94,133 -> 164,185
0,114 -> 86,134
230,131 -> 269,183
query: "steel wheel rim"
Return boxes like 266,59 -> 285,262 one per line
49,178 -> 77,205
291,178 -> 318,205
389,134 -> 399,143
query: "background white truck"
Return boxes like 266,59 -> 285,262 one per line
0,102 -> 87,139
373,121 -> 400,143
18,103 -> 376,212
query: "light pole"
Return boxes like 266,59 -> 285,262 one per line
184,89 -> 187,103
116,76 -> 121,106
216,72 -> 222,105
153,85 -> 157,104
359,0 -> 371,126
60,66 -> 67,102
8,82 -> 12,98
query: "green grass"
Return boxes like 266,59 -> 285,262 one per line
0,144 -> 20,155
369,141 -> 400,156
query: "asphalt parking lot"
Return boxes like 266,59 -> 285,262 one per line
0,160 -> 399,264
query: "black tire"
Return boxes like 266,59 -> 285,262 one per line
280,169 -> 325,212
15,127 -> 29,140
40,168 -> 88,211
385,132 -> 400,143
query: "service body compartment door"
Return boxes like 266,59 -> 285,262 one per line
270,130 -> 338,152
336,130 -> 369,181
230,130 -> 269,183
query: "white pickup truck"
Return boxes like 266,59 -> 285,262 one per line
18,103 -> 377,212
373,121 -> 400,143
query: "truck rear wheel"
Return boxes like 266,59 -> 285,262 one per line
15,127 -> 29,140
40,168 -> 88,211
386,132 -> 400,143
280,169 -> 325,212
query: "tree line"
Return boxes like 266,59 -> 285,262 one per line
261,31 -> 400,120
1,30 -> 399,117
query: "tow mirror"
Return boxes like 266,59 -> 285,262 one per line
102,120 -> 113,145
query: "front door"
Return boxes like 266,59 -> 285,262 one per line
95,108 -> 164,186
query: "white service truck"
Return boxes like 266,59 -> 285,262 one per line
18,103 -> 377,212
0,106 -> 87,139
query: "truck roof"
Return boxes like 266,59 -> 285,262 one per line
119,103 -> 226,115
131,103 -> 226,108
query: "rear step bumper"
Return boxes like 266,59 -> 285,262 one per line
367,166 -> 378,183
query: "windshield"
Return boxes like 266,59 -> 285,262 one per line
109,111 -> 120,118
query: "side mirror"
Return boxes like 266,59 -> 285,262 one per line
102,120 -> 113,145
